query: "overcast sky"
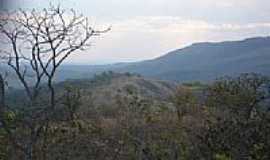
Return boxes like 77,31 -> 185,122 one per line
2,0 -> 270,64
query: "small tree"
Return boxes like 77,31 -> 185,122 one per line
172,86 -> 198,122
201,73 -> 270,159
0,74 -> 5,110
206,73 -> 269,120
0,5 -> 108,160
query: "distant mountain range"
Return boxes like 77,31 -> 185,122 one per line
57,36 -> 270,82
3,36 -> 270,88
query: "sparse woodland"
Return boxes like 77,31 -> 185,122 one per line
0,6 -> 270,160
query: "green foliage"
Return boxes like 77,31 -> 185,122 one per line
182,81 -> 208,90
91,71 -> 139,86
201,73 -> 270,159
214,153 -> 232,160
3,111 -> 16,122
206,73 -> 269,120
62,85 -> 82,120
2,73 -> 270,160
172,86 -> 198,121
0,128 -> 8,160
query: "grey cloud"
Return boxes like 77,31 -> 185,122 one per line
3,0 -> 270,64
10,0 -> 270,24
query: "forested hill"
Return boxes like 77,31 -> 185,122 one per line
2,36 -> 270,88
107,36 -> 270,81
57,36 -> 270,82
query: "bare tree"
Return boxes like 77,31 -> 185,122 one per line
0,5 -> 109,160
0,74 -> 4,109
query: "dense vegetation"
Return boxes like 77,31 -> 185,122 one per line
0,5 -> 269,160
1,72 -> 269,160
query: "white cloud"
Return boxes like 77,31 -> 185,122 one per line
66,16 -> 270,64
195,0 -> 257,7
2,0 -> 270,64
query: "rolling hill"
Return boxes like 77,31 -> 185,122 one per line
6,72 -> 178,110
97,36 -> 270,82
2,36 -> 270,88
54,36 -> 270,83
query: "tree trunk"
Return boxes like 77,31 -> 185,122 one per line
25,143 -> 33,160
0,74 -> 5,111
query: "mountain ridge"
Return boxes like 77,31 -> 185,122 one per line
3,36 -> 270,88
106,36 -> 270,82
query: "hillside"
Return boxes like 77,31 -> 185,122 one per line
6,72 -> 178,111
3,37 -> 270,88
58,72 -> 177,108
57,36 -> 270,82
123,37 -> 270,81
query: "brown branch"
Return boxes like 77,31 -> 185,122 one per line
0,5 -> 109,159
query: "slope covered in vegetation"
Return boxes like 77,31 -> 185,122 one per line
2,72 -> 270,160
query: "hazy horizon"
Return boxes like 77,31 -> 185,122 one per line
2,0 -> 270,64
